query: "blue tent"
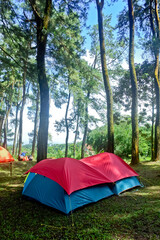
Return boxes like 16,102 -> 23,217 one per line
22,173 -> 141,214
111,176 -> 141,195
22,172 -> 114,214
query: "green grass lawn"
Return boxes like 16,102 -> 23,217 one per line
0,160 -> 160,240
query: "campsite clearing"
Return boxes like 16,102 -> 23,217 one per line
0,160 -> 160,240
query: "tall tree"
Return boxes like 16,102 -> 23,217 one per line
32,89 -> 40,157
64,76 -> 71,158
0,114 -> 4,145
81,90 -> 90,158
114,61 -> 155,161
128,0 -> 139,164
18,56 -> 28,155
96,0 -> 114,153
28,86 -> 40,158
149,0 -> 160,161
1,73 -> 15,148
3,105 -> 11,149
73,101 -> 81,158
12,102 -> 20,155
29,0 -> 52,162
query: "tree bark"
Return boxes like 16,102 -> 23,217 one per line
65,85 -> 71,158
18,59 -> 27,155
81,91 -> 90,159
151,80 -> 155,161
0,114 -> 4,145
73,103 -> 80,158
36,27 -> 49,162
12,103 -> 20,155
2,79 -> 14,149
96,0 -> 114,153
154,0 -> 160,161
31,89 -> 40,157
16,126 -> 19,156
149,0 -> 160,161
128,0 -> 139,164
3,105 -> 11,149
29,0 -> 52,162
154,63 -> 160,161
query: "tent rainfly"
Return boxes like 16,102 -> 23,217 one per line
22,152 -> 142,214
0,146 -> 14,163
0,146 -> 14,176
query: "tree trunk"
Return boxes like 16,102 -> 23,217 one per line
149,0 -> 160,161
154,54 -> 160,160
3,105 -> 11,149
128,0 -> 139,165
151,80 -> 155,161
154,0 -> 160,161
73,104 -> 80,158
0,97 -> 5,142
29,0 -> 52,162
16,126 -> 19,157
31,89 -> 40,157
96,0 -> 114,153
81,91 -> 90,159
18,60 -> 27,155
12,103 -> 20,155
65,82 -> 71,158
0,114 -> 4,145
36,30 -> 49,162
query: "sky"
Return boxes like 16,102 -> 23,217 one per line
22,0 -> 143,145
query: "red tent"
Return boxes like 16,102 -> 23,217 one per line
0,146 -> 14,163
26,153 -> 138,195
26,157 -> 113,195
80,152 -> 138,182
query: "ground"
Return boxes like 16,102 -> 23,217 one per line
0,160 -> 160,240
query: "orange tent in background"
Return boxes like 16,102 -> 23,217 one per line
0,146 -> 14,163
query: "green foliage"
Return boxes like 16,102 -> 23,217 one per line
8,142 -> 84,160
87,126 -> 108,153
139,125 -> 152,158
114,61 -> 155,124
87,120 -> 152,159
114,122 -> 132,157
47,142 -> 82,159
90,15 -> 126,69
47,144 -> 65,159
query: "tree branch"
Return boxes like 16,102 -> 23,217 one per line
28,0 -> 42,20
107,45 -> 128,66
0,46 -> 23,69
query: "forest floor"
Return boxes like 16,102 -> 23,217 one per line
0,160 -> 160,240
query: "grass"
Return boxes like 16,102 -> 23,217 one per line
0,160 -> 160,240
